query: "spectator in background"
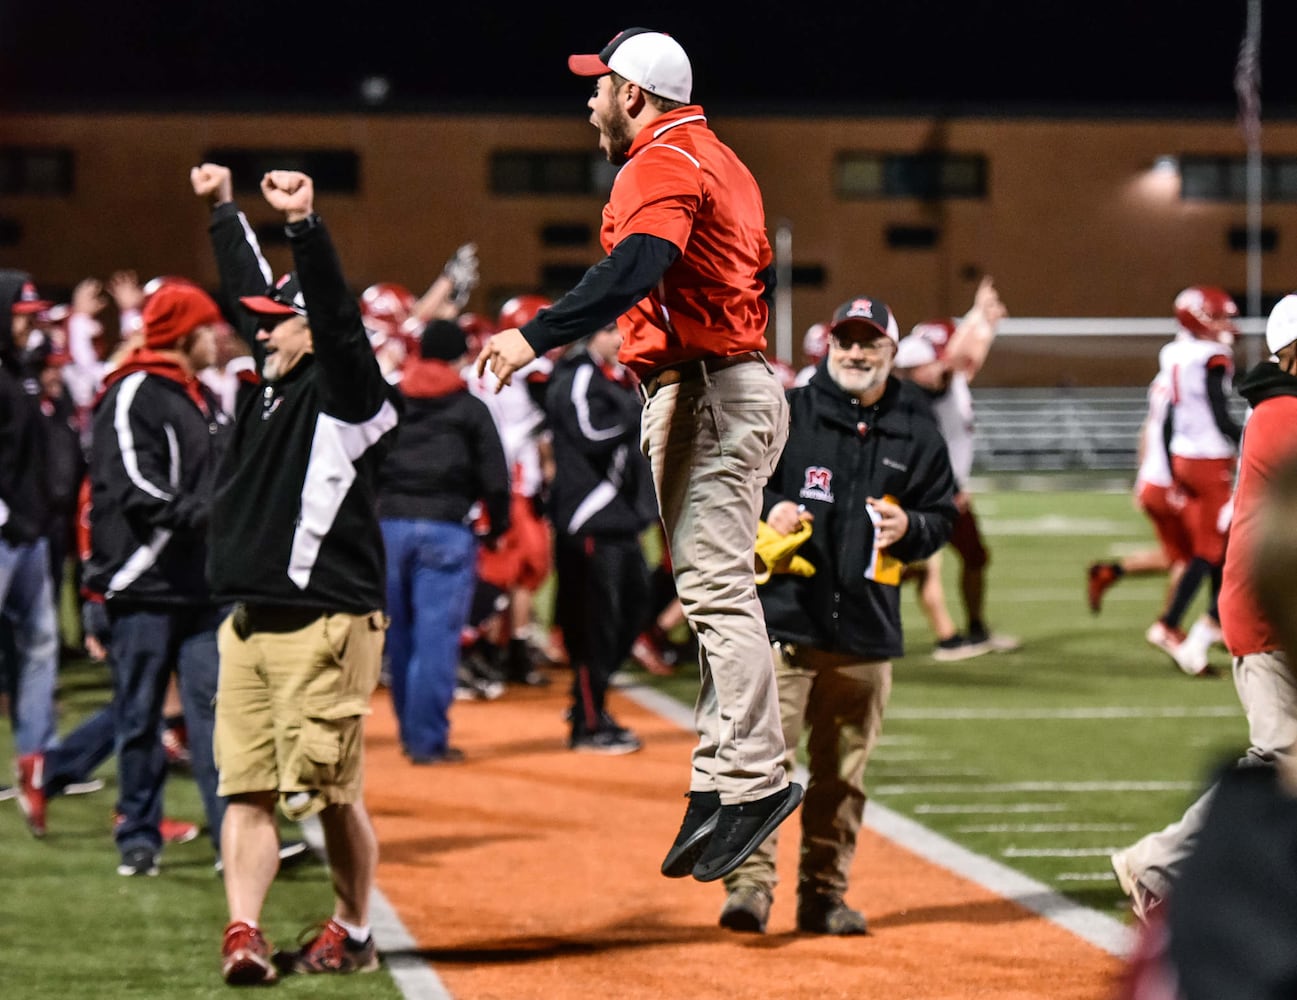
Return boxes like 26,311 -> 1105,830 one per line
377,318 -> 509,764
794,321 -> 829,387
194,163 -> 399,984
718,293 -> 956,934
546,322 -> 657,754
1,270 -> 62,836
892,277 -> 1019,660
84,277 -> 231,877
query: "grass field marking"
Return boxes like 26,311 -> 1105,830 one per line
878,780 -> 1197,794
868,750 -> 955,762
865,802 -> 1131,957
300,815 -> 454,1000
620,682 -> 1131,958
876,734 -> 926,745
981,515 -> 1143,536
1004,847 -> 1126,858
887,706 -> 1238,721
955,823 -> 1138,833
1057,872 -> 1127,883
914,803 -> 1068,814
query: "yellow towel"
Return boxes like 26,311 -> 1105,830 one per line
754,519 -> 816,584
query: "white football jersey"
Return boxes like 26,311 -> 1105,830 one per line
1158,336 -> 1236,460
463,355 -> 552,498
1136,369 -> 1174,488
930,370 -> 975,487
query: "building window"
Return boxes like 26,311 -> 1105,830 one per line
491,151 -> 612,196
835,153 -> 987,199
0,148 -> 74,195
1181,155 -> 1297,202
201,149 -> 360,193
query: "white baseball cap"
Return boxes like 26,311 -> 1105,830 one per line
1265,294 -> 1297,355
568,28 -> 693,104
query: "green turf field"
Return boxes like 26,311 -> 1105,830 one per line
0,481 -> 1244,994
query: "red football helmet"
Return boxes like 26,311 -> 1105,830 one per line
1174,286 -> 1239,342
361,282 -> 417,343
909,318 -> 957,358
457,312 -> 497,357
802,322 -> 829,365
497,293 -> 552,331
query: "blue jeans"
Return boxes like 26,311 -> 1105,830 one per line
0,537 -> 58,755
109,605 -> 226,853
381,519 -> 477,759
44,705 -> 116,795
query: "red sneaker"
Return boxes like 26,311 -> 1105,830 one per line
16,752 -> 47,837
221,921 -> 277,985
161,722 -> 191,769
280,918 -> 378,975
113,812 -> 201,845
1087,562 -> 1120,614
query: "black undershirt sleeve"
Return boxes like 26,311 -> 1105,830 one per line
518,234 -> 681,355
1205,364 -> 1242,445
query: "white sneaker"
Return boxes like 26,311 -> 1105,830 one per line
1145,621 -> 1186,661
1172,639 -> 1211,677
1110,849 -> 1162,925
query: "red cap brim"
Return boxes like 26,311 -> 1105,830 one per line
568,52 -> 612,77
238,295 -> 298,317
12,299 -> 53,315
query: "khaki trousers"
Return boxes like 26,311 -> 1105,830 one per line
640,359 -> 789,803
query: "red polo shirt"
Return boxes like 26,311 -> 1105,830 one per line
601,105 -> 772,375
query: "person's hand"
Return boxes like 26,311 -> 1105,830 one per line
442,242 -> 479,309
190,163 -> 233,205
70,278 -> 107,316
766,500 -> 813,535
475,328 -> 536,391
953,490 -> 971,515
260,171 -> 314,222
971,276 -> 1007,326
867,496 -> 909,547
106,270 -> 143,312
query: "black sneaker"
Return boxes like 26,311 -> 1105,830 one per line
691,783 -> 804,883
117,845 -> 160,877
660,790 -> 722,878
570,728 -> 642,755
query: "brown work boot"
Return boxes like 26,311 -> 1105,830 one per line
719,886 -> 772,933
797,895 -> 869,935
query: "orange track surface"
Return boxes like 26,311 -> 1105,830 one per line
365,677 -> 1126,1000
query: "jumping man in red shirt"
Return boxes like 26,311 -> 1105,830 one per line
476,27 -> 803,884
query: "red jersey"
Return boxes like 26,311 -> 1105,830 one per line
600,105 -> 772,375
1219,391 -> 1297,656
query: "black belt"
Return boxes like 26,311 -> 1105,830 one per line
641,352 -> 765,398
231,603 -> 323,638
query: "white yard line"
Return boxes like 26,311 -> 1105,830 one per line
1004,847 -> 1125,858
623,683 -> 1132,958
1058,872 -> 1127,882
887,706 -> 1238,721
878,780 -> 1196,794
914,803 -> 1067,814
955,823 -> 1137,833
300,815 -> 455,1000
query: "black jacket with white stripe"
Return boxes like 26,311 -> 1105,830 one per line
206,203 -> 402,613
544,346 -> 657,539
85,353 -> 230,605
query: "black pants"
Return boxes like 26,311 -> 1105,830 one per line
554,533 -> 650,736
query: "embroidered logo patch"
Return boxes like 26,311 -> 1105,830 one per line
799,466 -> 835,503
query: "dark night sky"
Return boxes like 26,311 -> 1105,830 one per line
3,1 -> 1295,116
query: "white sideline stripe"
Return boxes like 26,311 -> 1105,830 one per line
915,803 -> 1067,814
956,824 -> 1137,833
620,683 -> 1131,958
869,751 -> 955,762
1058,872 -> 1127,882
299,816 -> 453,1000
1004,847 -> 1125,858
879,780 -> 1196,794
888,706 -> 1238,720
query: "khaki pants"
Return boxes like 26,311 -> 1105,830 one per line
723,643 -> 892,901
1123,649 -> 1297,899
641,359 -> 789,803
214,607 -> 386,821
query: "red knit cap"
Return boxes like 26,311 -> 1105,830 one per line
142,283 -> 222,349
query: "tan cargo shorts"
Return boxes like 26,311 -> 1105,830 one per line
214,605 -> 386,821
